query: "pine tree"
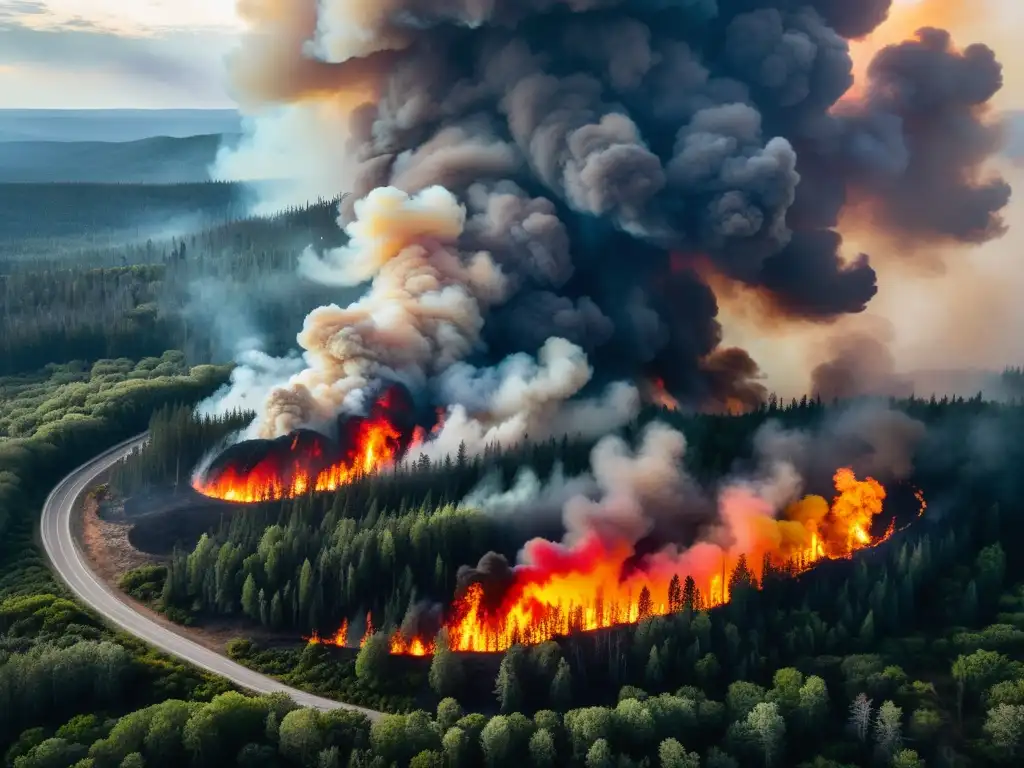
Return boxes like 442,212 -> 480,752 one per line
550,658 -> 573,712
668,574 -> 682,612
859,610 -> 875,645
259,588 -> 269,626
729,554 -> 757,592
270,591 -> 284,629
646,645 -> 663,690
495,645 -> 525,713
241,574 -> 259,620
429,629 -> 464,698
298,558 -> 315,628
637,586 -> 653,621
682,576 -> 699,614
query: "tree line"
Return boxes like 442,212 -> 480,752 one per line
104,395 -> 1024,764
1,195 -> 346,376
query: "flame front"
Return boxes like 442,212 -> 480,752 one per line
646,377 -> 680,411
313,468 -> 923,655
312,418 -> 402,493
192,387 -> 417,502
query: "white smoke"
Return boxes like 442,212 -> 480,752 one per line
196,341 -> 305,427
420,337 -> 640,460
461,461 -> 599,518
198,184 -> 640,453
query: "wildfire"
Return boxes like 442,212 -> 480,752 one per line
647,377 -> 680,411
389,634 -> 434,656
192,385 -> 420,503
305,619 -> 347,647
337,467 -> 922,655
304,614 -> 437,656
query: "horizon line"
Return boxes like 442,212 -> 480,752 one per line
0,107 -> 240,112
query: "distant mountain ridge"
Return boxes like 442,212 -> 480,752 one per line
0,134 -> 239,184
0,107 -> 1017,186
0,109 -> 241,143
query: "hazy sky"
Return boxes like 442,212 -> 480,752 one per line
0,0 -> 1018,109
0,0 -> 241,108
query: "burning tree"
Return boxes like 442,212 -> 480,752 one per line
313,463 -> 925,656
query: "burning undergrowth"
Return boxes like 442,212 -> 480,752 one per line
193,383 -> 432,502
304,403 -> 928,655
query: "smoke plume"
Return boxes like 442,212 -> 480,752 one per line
456,400 -> 923,578
810,328 -> 913,402
205,0 -> 1010,448
456,401 -> 925,601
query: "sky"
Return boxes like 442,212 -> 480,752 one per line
0,0 -> 1019,109
0,0 -> 242,108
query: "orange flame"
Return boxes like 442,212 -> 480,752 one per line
313,418 -> 402,492
389,632 -> 435,656
305,619 -> 348,647
192,387 -> 419,503
360,613 -> 374,647
364,468 -> 922,655
915,488 -> 927,516
647,377 -> 681,411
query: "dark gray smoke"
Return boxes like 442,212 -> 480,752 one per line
212,0 -> 1009,434
810,330 -> 914,402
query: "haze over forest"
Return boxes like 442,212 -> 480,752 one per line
3,4 -> 1024,768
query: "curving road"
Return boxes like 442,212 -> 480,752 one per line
40,433 -> 382,721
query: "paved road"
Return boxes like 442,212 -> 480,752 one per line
40,433 -> 382,721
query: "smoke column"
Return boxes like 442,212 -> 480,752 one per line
703,1 -> 1021,398
206,0 -> 1011,442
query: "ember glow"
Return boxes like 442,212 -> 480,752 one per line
646,377 -> 680,411
310,469 -> 925,655
193,385 -> 420,502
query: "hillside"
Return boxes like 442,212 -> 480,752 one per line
0,182 -> 247,244
0,109 -> 241,143
0,134 -> 237,184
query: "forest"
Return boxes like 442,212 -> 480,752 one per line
0,184 -> 346,373
103,392 -> 1024,768
3,181 -> 1024,768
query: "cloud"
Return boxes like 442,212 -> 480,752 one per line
0,1 -> 48,21
0,13 -> 235,104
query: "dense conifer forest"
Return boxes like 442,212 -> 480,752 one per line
4,180 -> 1024,768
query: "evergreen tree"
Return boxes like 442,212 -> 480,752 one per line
429,629 -> 464,699
637,586 -> 653,621
495,645 -> 525,714
550,658 -> 573,712
668,574 -> 683,612
241,574 -> 259,620
645,646 -> 663,691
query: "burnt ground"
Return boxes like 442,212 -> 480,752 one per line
120,486 -> 234,555
76,480 -> 300,653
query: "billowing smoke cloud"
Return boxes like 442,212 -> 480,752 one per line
198,343 -> 306,421
749,400 -> 926,485
810,328 -> 913,402
834,27 -> 1009,245
205,0 -> 1010,449
457,401 -> 924,590
462,462 -> 598,517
